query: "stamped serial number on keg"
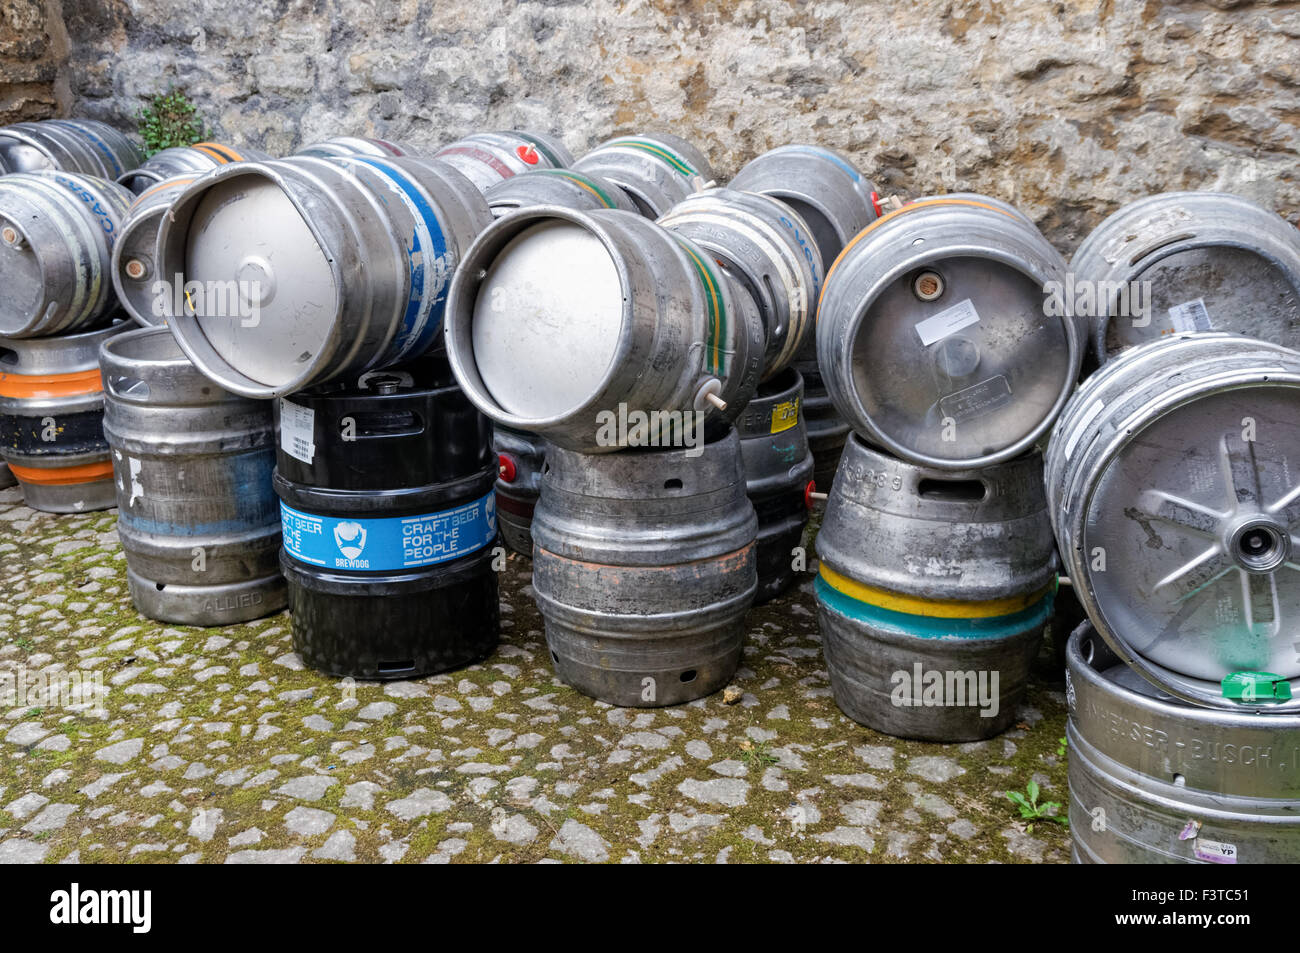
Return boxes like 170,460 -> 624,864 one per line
279,492 -> 497,571
846,464 -> 903,491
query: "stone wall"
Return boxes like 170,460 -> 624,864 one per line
27,1 -> 1300,246
0,0 -> 66,125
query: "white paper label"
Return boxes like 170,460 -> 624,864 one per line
1193,837 -> 1238,864
280,399 -> 315,465
1063,399 -> 1106,461
915,298 -> 980,346
1168,297 -> 1213,332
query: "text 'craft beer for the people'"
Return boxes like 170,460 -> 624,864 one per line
274,356 -> 499,680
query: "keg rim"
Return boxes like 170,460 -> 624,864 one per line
822,220 -> 1079,469
1067,622 -> 1300,726
156,160 -> 353,399
113,179 -> 200,328
1066,365 -> 1300,713
445,204 -> 640,432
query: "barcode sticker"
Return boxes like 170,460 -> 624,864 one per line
280,399 -> 315,465
915,298 -> 981,346
1064,399 -> 1106,461
1193,837 -> 1238,864
1168,298 -> 1213,332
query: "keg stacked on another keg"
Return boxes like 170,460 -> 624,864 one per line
1047,330 -> 1300,863
447,134 -> 813,704
813,195 -> 1083,741
0,169 -> 137,512
154,147 -> 502,666
657,187 -> 823,602
478,166 -> 638,556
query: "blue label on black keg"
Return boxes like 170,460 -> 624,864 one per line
280,491 -> 497,571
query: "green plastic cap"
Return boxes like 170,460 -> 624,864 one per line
1222,671 -> 1293,703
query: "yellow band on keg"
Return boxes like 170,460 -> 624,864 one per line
817,563 -> 1055,619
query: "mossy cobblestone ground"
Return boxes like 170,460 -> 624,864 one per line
0,483 -> 1070,864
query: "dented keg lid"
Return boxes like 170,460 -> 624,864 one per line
471,219 -> 624,419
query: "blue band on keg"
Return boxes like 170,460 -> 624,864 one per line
781,144 -> 860,183
280,490 -> 496,572
50,120 -> 124,178
815,576 -> 1055,641
350,156 -> 450,363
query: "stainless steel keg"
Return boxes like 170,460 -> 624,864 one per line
444,206 -> 764,453
731,145 -> 879,488
816,435 -> 1057,740
100,326 -> 285,625
816,196 -> 1080,469
572,134 -> 715,218
112,176 -> 198,327
531,429 -> 758,706
0,171 -> 134,338
435,131 -> 574,194
658,187 -> 822,380
1071,192 -> 1300,364
294,136 -> 413,159
1068,622 -> 1300,863
1047,332 -> 1300,712
0,319 -> 128,512
0,119 -> 142,180
494,425 -> 545,557
485,168 -> 637,216
735,368 -> 814,603
155,155 -> 492,397
117,142 -> 271,193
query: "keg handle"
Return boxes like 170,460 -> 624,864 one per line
105,374 -> 150,401
915,476 -> 988,503
1126,231 -> 1196,267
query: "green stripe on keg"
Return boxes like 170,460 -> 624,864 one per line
614,138 -> 696,176
815,575 -> 1056,641
673,237 -> 728,375
536,169 -> 618,208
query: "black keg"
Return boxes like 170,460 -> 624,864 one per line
273,354 -> 499,679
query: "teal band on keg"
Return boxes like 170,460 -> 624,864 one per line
280,490 -> 497,572
815,575 -> 1056,640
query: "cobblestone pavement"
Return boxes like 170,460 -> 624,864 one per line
0,484 -> 1070,864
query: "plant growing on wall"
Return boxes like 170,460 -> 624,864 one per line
136,89 -> 206,156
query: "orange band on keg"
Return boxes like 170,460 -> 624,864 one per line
193,142 -> 243,162
135,175 -> 196,204
0,368 -> 104,400
7,460 -> 114,485
817,197 -> 1023,318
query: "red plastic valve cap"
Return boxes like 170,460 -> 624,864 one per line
498,454 -> 518,483
804,480 -> 817,511
517,144 -> 540,165
870,191 -> 883,218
